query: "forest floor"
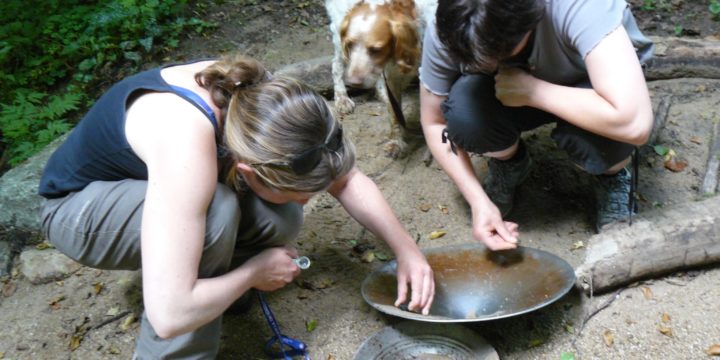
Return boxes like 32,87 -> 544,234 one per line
1,1 -> 719,359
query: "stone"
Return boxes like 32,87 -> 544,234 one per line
19,248 -> 82,285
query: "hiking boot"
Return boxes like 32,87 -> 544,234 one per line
483,149 -> 533,217
595,167 -> 636,232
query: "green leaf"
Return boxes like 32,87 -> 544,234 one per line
560,352 -> 576,360
710,2 -> 720,15
305,319 -> 317,332
653,145 -> 670,156
673,25 -> 683,36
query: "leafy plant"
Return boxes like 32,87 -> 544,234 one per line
0,0 -> 216,167
710,0 -> 720,20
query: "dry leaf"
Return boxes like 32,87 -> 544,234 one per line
640,286 -> 653,300
2,282 -> 17,297
93,282 -> 104,295
663,149 -> 688,172
69,334 -> 83,351
106,307 -> 121,316
361,251 -> 375,263
108,346 -> 121,355
657,325 -> 673,337
706,344 -> 720,356
35,241 -> 54,250
419,203 -> 432,212
438,205 -> 449,214
49,295 -> 65,310
368,112 -> 381,116
121,314 -> 137,331
564,323 -> 575,334
528,338 -> 543,347
603,329 -> 614,347
689,136 -> 703,144
661,313 -> 671,323
570,241 -> 585,250
429,231 -> 447,240
327,355 -> 337,360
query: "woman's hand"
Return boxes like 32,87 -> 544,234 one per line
494,67 -> 540,108
471,199 -> 519,250
244,246 -> 301,292
394,250 -> 435,315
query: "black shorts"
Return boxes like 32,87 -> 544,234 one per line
440,74 -> 635,175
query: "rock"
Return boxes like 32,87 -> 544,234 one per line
0,134 -> 67,237
274,56 -> 333,97
0,240 -> 11,277
19,248 -> 81,285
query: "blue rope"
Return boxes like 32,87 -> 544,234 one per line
257,292 -> 310,360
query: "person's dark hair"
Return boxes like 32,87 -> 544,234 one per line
436,0 -> 545,73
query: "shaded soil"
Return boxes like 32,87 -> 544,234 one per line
1,1 -> 719,359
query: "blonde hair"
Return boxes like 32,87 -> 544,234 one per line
195,54 -> 355,194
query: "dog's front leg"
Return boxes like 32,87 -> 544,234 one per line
376,76 -> 409,159
331,42 -> 355,114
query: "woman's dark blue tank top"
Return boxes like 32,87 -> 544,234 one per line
39,64 -> 220,199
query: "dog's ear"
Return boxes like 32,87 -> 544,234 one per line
390,15 -> 419,74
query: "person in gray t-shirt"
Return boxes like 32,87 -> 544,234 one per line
419,0 -> 654,250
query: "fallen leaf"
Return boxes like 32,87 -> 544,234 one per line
689,136 -> 703,144
603,329 -> 614,346
564,323 -> 575,334
657,325 -> 673,337
528,338 -> 543,347
2,282 -> 16,297
664,156 -> 688,172
69,334 -> 83,351
35,241 -> 54,250
361,251 -> 375,263
429,231 -> 447,240
570,241 -> 585,250
706,344 -> 720,356
368,112 -> 381,116
661,313 -> 671,323
49,295 -> 65,310
306,319 -> 318,332
640,286 -> 654,300
438,204 -> 449,214
93,282 -> 104,295
108,346 -> 121,355
653,145 -> 670,156
106,307 -> 121,316
374,252 -> 390,261
120,313 -> 137,331
419,203 -> 432,212
327,355 -> 337,360
560,352 -> 576,360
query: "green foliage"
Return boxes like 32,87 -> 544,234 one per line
0,0 -> 216,166
710,0 -> 720,20
0,90 -> 78,166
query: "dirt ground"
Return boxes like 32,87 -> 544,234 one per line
1,1 -> 719,359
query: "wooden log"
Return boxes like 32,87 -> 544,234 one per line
575,195 -> 720,294
701,121 -> 720,195
648,95 -> 672,146
645,36 -> 720,80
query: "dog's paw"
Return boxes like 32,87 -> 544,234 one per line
383,138 -> 409,159
334,95 -> 355,115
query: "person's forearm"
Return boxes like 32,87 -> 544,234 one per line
330,170 -> 419,255
419,88 -> 492,209
529,81 -> 650,145
144,264 -> 256,338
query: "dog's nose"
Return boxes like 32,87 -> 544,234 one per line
345,74 -> 365,87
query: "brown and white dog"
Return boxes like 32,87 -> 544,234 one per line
326,0 -> 437,158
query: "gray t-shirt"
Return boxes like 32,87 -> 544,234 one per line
420,0 -> 654,96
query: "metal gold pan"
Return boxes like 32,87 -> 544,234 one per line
361,243 -> 576,322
